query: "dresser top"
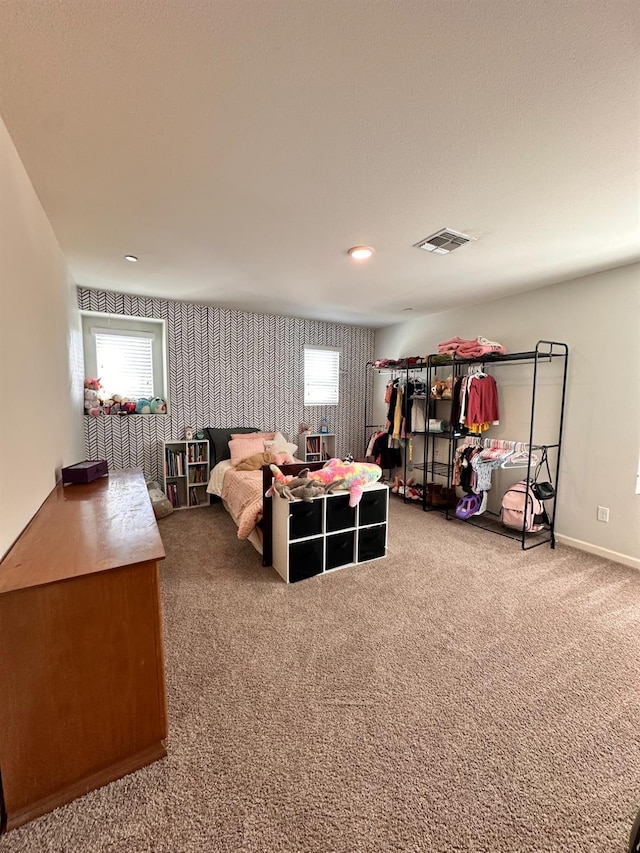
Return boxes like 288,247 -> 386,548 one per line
0,469 -> 165,594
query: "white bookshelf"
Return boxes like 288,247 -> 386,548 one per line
163,440 -> 210,510
297,433 -> 336,463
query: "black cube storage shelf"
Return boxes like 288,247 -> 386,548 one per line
271,484 -> 389,583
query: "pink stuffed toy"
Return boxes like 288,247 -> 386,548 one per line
265,466 -> 296,498
306,458 -> 382,506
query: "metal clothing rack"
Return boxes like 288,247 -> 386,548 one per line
364,359 -> 430,500
416,340 -> 569,550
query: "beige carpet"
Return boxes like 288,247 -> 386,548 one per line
4,500 -> 640,852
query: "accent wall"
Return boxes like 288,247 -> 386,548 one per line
78,287 -> 374,484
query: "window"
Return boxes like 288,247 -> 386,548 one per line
81,313 -> 167,404
94,330 -> 154,399
304,346 -> 340,406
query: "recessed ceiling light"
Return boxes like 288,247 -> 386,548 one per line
124,255 -> 138,263
348,246 -> 374,261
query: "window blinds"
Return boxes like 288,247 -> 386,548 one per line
304,346 -> 340,406
95,332 -> 154,399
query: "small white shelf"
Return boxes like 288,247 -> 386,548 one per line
163,440 -> 210,509
297,433 -> 336,463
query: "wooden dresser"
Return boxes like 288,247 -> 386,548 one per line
0,468 -> 168,833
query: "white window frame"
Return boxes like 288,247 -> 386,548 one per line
81,312 -> 168,407
304,345 -> 340,406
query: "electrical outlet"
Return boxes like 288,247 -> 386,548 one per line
597,506 -> 610,523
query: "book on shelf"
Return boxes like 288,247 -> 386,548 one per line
166,482 -> 181,508
189,467 -> 206,484
306,436 -> 320,454
187,442 -> 207,463
165,448 -> 186,477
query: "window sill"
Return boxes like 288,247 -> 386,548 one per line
83,413 -> 170,417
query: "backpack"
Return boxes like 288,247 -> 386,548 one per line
501,480 -> 549,533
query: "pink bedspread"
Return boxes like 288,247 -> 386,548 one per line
221,468 -> 264,540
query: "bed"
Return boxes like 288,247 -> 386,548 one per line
204,427 -> 324,566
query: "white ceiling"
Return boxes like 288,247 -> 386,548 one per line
1,1 -> 638,328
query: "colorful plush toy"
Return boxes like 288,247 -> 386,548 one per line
267,460 -> 382,506
150,397 -> 167,414
84,377 -> 102,392
265,466 -> 297,499
135,398 -> 152,414
265,466 -> 339,502
305,458 -> 382,506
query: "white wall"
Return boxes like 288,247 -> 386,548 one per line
375,264 -> 640,566
0,114 -> 84,558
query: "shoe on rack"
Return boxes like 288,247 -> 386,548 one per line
440,486 -> 459,509
473,491 -> 488,515
431,485 -> 447,506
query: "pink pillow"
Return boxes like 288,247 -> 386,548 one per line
229,436 -> 269,463
230,432 -> 275,441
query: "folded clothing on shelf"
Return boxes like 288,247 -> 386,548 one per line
437,336 -> 506,357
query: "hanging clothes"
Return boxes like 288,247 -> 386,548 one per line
370,431 -> 402,470
452,373 -> 500,434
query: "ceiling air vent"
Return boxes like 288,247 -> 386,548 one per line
414,228 -> 472,254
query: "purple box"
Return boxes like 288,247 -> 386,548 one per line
61,460 -> 109,485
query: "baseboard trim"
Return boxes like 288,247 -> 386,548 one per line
555,534 -> 640,571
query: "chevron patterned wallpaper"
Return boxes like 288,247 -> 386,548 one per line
78,288 -> 374,483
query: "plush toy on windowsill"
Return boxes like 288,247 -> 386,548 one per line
84,388 -> 102,417
135,398 -> 152,414
83,378 -> 103,417
150,397 -> 167,414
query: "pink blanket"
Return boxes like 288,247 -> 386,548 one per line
221,468 -> 264,540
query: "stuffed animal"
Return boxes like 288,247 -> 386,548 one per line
265,466 -> 296,498
265,466 -> 334,502
287,478 -> 326,502
431,377 -> 447,399
150,397 -> 167,414
84,377 -> 102,392
267,460 -> 382,506
236,451 -> 278,472
103,398 -> 115,414
305,458 -> 382,506
135,398 -> 152,414
84,387 -> 102,417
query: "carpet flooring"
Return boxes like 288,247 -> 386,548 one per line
3,500 -> 640,852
